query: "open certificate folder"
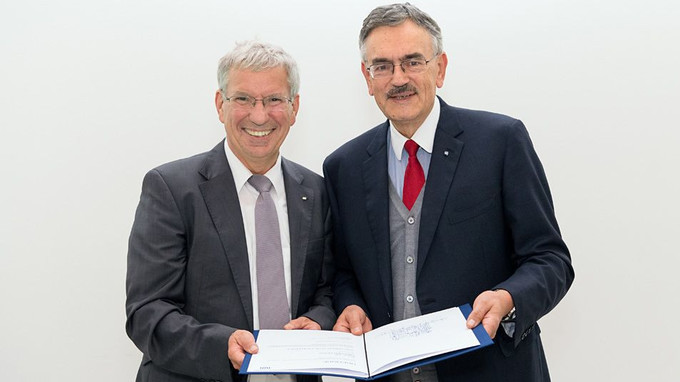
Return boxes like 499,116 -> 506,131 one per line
240,304 -> 493,380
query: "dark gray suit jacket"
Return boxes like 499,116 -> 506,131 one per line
323,98 -> 574,381
126,141 -> 335,382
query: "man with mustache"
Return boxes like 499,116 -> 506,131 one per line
323,3 -> 574,381
126,41 -> 334,382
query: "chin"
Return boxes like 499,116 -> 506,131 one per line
387,110 -> 417,122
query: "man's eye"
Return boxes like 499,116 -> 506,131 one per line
267,97 -> 284,104
233,96 -> 251,103
373,64 -> 390,72
406,60 -> 423,67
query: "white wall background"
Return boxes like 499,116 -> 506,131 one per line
1,0 -> 679,380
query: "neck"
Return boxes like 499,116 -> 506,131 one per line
391,99 -> 436,138
240,156 -> 277,175
246,161 -> 275,175
391,121 -> 421,139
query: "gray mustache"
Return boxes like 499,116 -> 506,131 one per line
387,84 -> 417,97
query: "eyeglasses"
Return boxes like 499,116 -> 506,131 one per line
222,92 -> 293,112
366,56 -> 438,79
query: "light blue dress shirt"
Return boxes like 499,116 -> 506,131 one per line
387,100 -> 440,194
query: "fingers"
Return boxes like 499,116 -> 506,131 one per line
332,307 -> 354,333
333,305 -> 372,335
333,320 -> 351,333
466,290 -> 514,339
465,291 -> 492,329
227,330 -> 258,370
466,292 -> 499,338
284,316 -> 321,330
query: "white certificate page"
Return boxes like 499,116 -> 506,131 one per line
245,329 -> 369,378
364,307 -> 480,375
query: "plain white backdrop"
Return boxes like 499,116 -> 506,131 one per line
1,0 -> 679,380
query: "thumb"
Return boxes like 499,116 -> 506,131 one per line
466,301 -> 491,329
466,308 -> 484,329
235,331 -> 258,353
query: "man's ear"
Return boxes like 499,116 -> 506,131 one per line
215,90 -> 225,123
436,52 -> 448,88
289,94 -> 300,126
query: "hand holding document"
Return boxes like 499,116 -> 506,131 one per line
240,305 -> 493,380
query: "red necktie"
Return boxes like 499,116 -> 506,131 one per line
403,139 -> 425,210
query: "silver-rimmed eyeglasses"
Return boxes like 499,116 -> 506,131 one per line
222,92 -> 293,112
366,55 -> 438,79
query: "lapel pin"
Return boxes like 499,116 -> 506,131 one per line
444,150 -> 450,156
302,196 -> 308,201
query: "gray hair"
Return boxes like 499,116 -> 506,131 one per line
359,3 -> 443,61
217,41 -> 300,98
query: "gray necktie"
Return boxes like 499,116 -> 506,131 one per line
248,175 -> 290,329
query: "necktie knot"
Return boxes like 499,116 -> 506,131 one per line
405,139 -> 420,158
248,175 -> 273,193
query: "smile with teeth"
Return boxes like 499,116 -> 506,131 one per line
245,128 -> 273,137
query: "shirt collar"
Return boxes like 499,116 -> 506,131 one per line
224,140 -> 284,195
389,98 -> 440,160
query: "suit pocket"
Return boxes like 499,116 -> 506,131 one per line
447,192 -> 500,224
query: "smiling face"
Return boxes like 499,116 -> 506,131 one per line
362,20 -> 448,138
215,66 -> 299,174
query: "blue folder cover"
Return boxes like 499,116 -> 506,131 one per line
239,331 -> 258,375
240,304 -> 493,380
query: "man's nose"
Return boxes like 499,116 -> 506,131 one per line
389,64 -> 410,87
248,102 -> 269,124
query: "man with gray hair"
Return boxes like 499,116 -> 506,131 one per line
325,3 -> 573,381
126,41 -> 334,382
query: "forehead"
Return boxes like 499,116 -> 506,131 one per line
227,66 -> 290,95
363,20 -> 433,61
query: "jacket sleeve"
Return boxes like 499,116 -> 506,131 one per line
125,168 -> 235,380
493,120 -> 575,348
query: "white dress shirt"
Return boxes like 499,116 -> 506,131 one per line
224,141 -> 292,330
225,142 -> 295,382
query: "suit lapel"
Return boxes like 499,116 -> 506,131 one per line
418,100 -> 464,277
362,124 -> 394,312
198,142 -> 254,329
282,158 -> 313,318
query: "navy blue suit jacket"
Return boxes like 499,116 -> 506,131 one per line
323,98 -> 574,381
